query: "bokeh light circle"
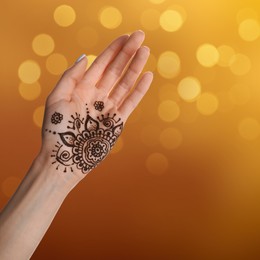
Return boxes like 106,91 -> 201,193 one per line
238,19 -> 260,42
19,82 -> 41,101
196,44 -> 219,67
32,34 -> 55,56
99,6 -> 122,29
146,152 -> 168,175
54,5 -> 76,27
159,10 -> 184,32
158,100 -> 180,122
46,53 -> 68,75
229,54 -> 251,76
238,118 -> 260,140
160,127 -> 183,150
157,51 -> 180,78
33,105 -> 45,128
196,92 -> 219,115
18,60 -> 41,84
217,45 -> 236,67
177,77 -> 201,102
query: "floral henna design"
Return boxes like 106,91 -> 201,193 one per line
94,101 -> 104,111
49,104 -> 123,174
51,112 -> 63,124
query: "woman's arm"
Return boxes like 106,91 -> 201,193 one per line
0,30 -> 153,259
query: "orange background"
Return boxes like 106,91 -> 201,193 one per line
1,0 -> 260,259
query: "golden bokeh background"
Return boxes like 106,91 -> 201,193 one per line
1,0 -> 260,259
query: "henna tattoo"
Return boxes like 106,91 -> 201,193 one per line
51,112 -> 63,124
49,105 -> 123,174
94,101 -> 104,111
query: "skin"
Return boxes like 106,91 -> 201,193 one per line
0,30 -> 153,259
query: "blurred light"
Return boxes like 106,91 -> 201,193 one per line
46,53 -> 68,75
111,136 -> 124,154
236,8 -> 258,24
1,176 -> 21,198
158,100 -> 180,122
77,27 -> 98,48
196,92 -> 219,115
228,83 -> 250,105
32,34 -> 55,56
160,10 -> 184,32
140,125 -> 161,147
18,60 -> 41,84
159,127 -> 182,149
217,45 -> 236,67
149,0 -> 165,4
145,152 -> 168,175
140,9 -> 160,31
99,6 -> 122,29
238,118 -> 260,140
229,54 -> 251,76
159,83 -> 179,102
238,19 -> 260,41
87,55 -> 97,68
19,82 -> 41,101
157,51 -> 180,78
54,5 -> 76,27
33,105 -> 45,128
177,76 -> 201,102
196,44 -> 219,67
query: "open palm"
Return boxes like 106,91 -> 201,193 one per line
41,31 -> 153,180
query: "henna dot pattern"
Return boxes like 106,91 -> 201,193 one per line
94,101 -> 104,111
51,112 -> 63,124
49,105 -> 123,174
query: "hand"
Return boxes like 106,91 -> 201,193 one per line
39,30 -> 153,182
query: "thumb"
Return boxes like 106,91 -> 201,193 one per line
48,54 -> 88,103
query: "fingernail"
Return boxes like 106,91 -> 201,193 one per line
75,54 -> 86,63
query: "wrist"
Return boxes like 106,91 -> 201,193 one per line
32,150 -> 81,196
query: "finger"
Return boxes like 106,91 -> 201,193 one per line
81,34 -> 129,86
108,46 -> 150,106
96,30 -> 145,93
48,55 -> 88,103
119,72 -> 153,118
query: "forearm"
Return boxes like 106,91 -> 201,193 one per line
0,154 -> 75,260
